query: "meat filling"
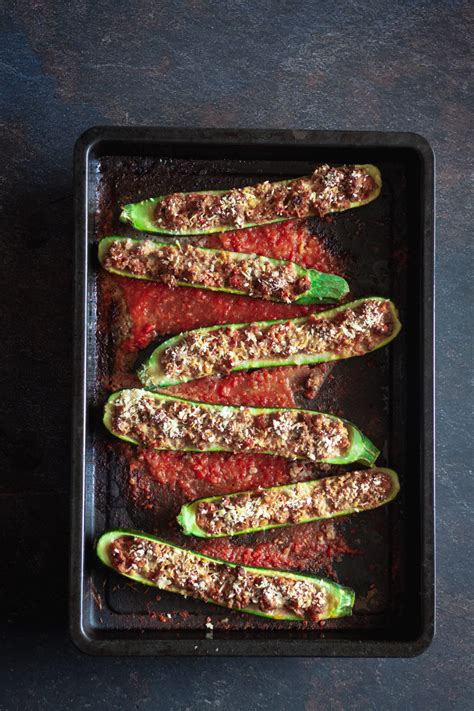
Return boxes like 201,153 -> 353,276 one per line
160,299 -> 394,381
102,239 -> 310,302
154,164 -> 376,231
195,469 -> 395,534
110,536 -> 329,619
111,391 -> 351,461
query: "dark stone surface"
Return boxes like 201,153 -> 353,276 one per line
0,1 -> 472,708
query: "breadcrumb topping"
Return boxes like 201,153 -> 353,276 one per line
159,299 -> 394,381
102,239 -> 310,303
110,391 -> 350,461
110,536 -> 329,620
195,469 -> 395,534
153,164 -> 376,231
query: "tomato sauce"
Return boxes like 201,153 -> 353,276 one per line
131,449 -> 316,502
128,449 -> 353,577
106,219 -> 350,574
202,219 -> 344,274
194,521 -> 356,575
118,278 -> 315,352
118,220 -> 345,353
168,365 -> 313,408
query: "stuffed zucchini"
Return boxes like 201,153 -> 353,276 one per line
98,236 -> 349,304
139,297 -> 401,387
120,163 -> 381,235
103,390 -> 380,465
96,529 -> 355,621
178,468 -> 400,538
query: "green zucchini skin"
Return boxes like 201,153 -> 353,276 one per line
177,468 -> 400,538
138,297 -> 401,388
103,390 -> 380,466
97,236 -> 349,305
120,164 -> 382,235
96,529 -> 355,621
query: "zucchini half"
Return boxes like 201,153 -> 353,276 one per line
96,529 -> 355,621
178,468 -> 400,538
120,164 -> 382,235
139,297 -> 401,388
98,236 -> 349,305
103,390 -> 380,466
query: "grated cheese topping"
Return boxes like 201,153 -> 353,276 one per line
159,299 -> 394,382
102,239 -> 310,303
110,536 -> 330,620
153,164 -> 376,232
110,391 -> 350,461
195,469 -> 395,534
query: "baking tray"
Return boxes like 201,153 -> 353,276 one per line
70,127 -> 434,656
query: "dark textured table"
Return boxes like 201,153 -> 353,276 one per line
1,1 -> 472,708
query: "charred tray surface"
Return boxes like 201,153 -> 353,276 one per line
71,128 -> 434,656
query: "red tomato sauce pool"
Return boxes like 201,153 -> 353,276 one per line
202,219 -> 345,274
118,279 -> 315,351
194,521 -> 356,576
130,449 -> 317,503
167,365 -> 315,408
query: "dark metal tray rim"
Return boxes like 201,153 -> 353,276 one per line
70,126 -> 435,657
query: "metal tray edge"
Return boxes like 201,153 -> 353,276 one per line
69,126 -> 435,657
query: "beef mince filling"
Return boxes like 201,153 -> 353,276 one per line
110,536 -> 329,619
154,164 -> 375,231
103,239 -> 311,303
160,299 -> 394,381
111,391 -> 350,461
195,470 -> 395,534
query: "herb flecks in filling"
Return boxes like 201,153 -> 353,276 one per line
111,392 -> 350,461
195,469 -> 395,535
154,164 -> 376,232
102,239 -> 310,303
160,299 -> 394,382
110,536 -> 329,620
